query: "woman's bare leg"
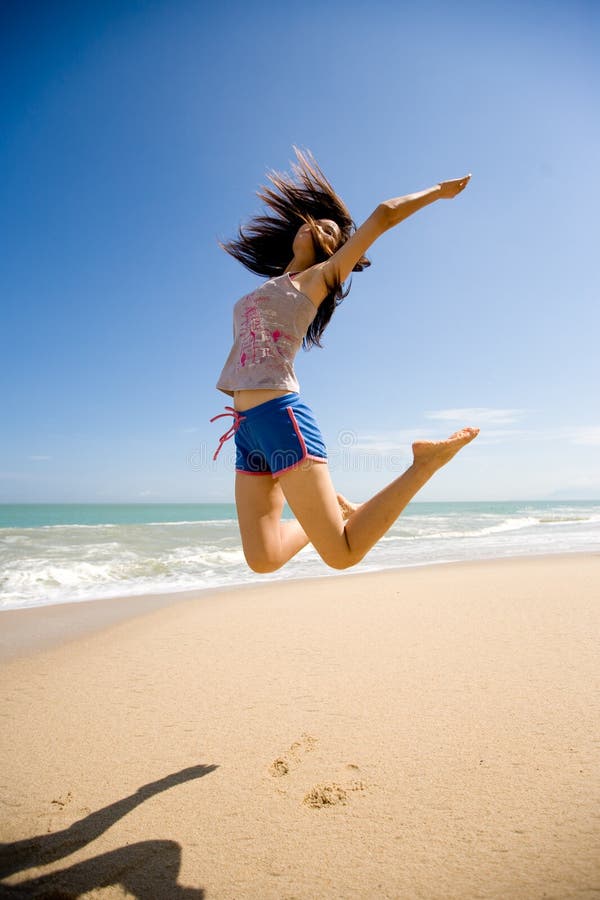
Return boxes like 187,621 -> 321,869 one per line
235,474 -> 309,572
234,475 -> 362,572
278,428 -> 479,570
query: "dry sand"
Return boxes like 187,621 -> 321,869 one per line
1,553 -> 599,899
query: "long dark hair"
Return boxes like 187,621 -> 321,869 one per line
218,147 -> 371,348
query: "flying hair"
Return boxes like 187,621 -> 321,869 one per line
218,147 -> 371,348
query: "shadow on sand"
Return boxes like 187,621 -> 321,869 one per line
0,763 -> 218,899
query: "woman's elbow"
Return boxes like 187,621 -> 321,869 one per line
375,202 -> 394,230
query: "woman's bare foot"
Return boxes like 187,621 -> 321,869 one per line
337,493 -> 362,520
412,427 -> 480,473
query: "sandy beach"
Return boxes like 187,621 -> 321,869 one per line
1,553 -> 599,899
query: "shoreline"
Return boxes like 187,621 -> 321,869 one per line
1,549 -> 597,664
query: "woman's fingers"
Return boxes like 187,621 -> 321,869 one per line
439,173 -> 472,198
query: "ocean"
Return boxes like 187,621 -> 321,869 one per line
0,500 -> 598,611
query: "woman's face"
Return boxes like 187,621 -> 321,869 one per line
293,219 -> 342,262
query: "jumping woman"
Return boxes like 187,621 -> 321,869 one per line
211,148 -> 479,573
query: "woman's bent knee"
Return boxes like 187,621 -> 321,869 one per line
245,553 -> 283,574
324,556 -> 354,571
318,530 -> 369,570
317,540 -> 362,571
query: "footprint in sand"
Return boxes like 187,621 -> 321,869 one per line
270,741 -> 368,809
44,791 -> 74,834
303,780 -> 366,809
269,733 -> 317,778
50,791 -> 73,809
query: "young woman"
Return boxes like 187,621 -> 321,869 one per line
212,148 -> 479,573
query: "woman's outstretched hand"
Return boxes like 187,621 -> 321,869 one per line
438,174 -> 471,199
378,175 -> 472,229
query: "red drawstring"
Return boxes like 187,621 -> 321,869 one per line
209,406 -> 246,460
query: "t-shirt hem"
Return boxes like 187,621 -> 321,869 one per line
216,383 -> 300,395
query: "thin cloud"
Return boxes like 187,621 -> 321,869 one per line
450,425 -> 600,446
471,428 -> 534,445
568,427 -> 600,446
335,428 -> 437,452
28,455 -> 51,461
425,408 -> 527,425
333,421 -> 600,452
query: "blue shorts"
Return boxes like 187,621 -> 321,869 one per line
233,393 -> 327,477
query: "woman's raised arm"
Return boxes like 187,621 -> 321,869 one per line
313,174 -> 471,293
382,174 -> 471,227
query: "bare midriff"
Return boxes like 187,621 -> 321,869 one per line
233,388 -> 295,412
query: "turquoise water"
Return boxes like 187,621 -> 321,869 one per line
1,500 -> 599,611
0,503 -> 240,529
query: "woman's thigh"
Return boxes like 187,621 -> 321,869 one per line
277,460 -> 350,568
235,472 -> 285,567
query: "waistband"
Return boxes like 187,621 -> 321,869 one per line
234,392 -> 300,419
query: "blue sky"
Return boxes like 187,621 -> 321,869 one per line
1,0 -> 599,503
